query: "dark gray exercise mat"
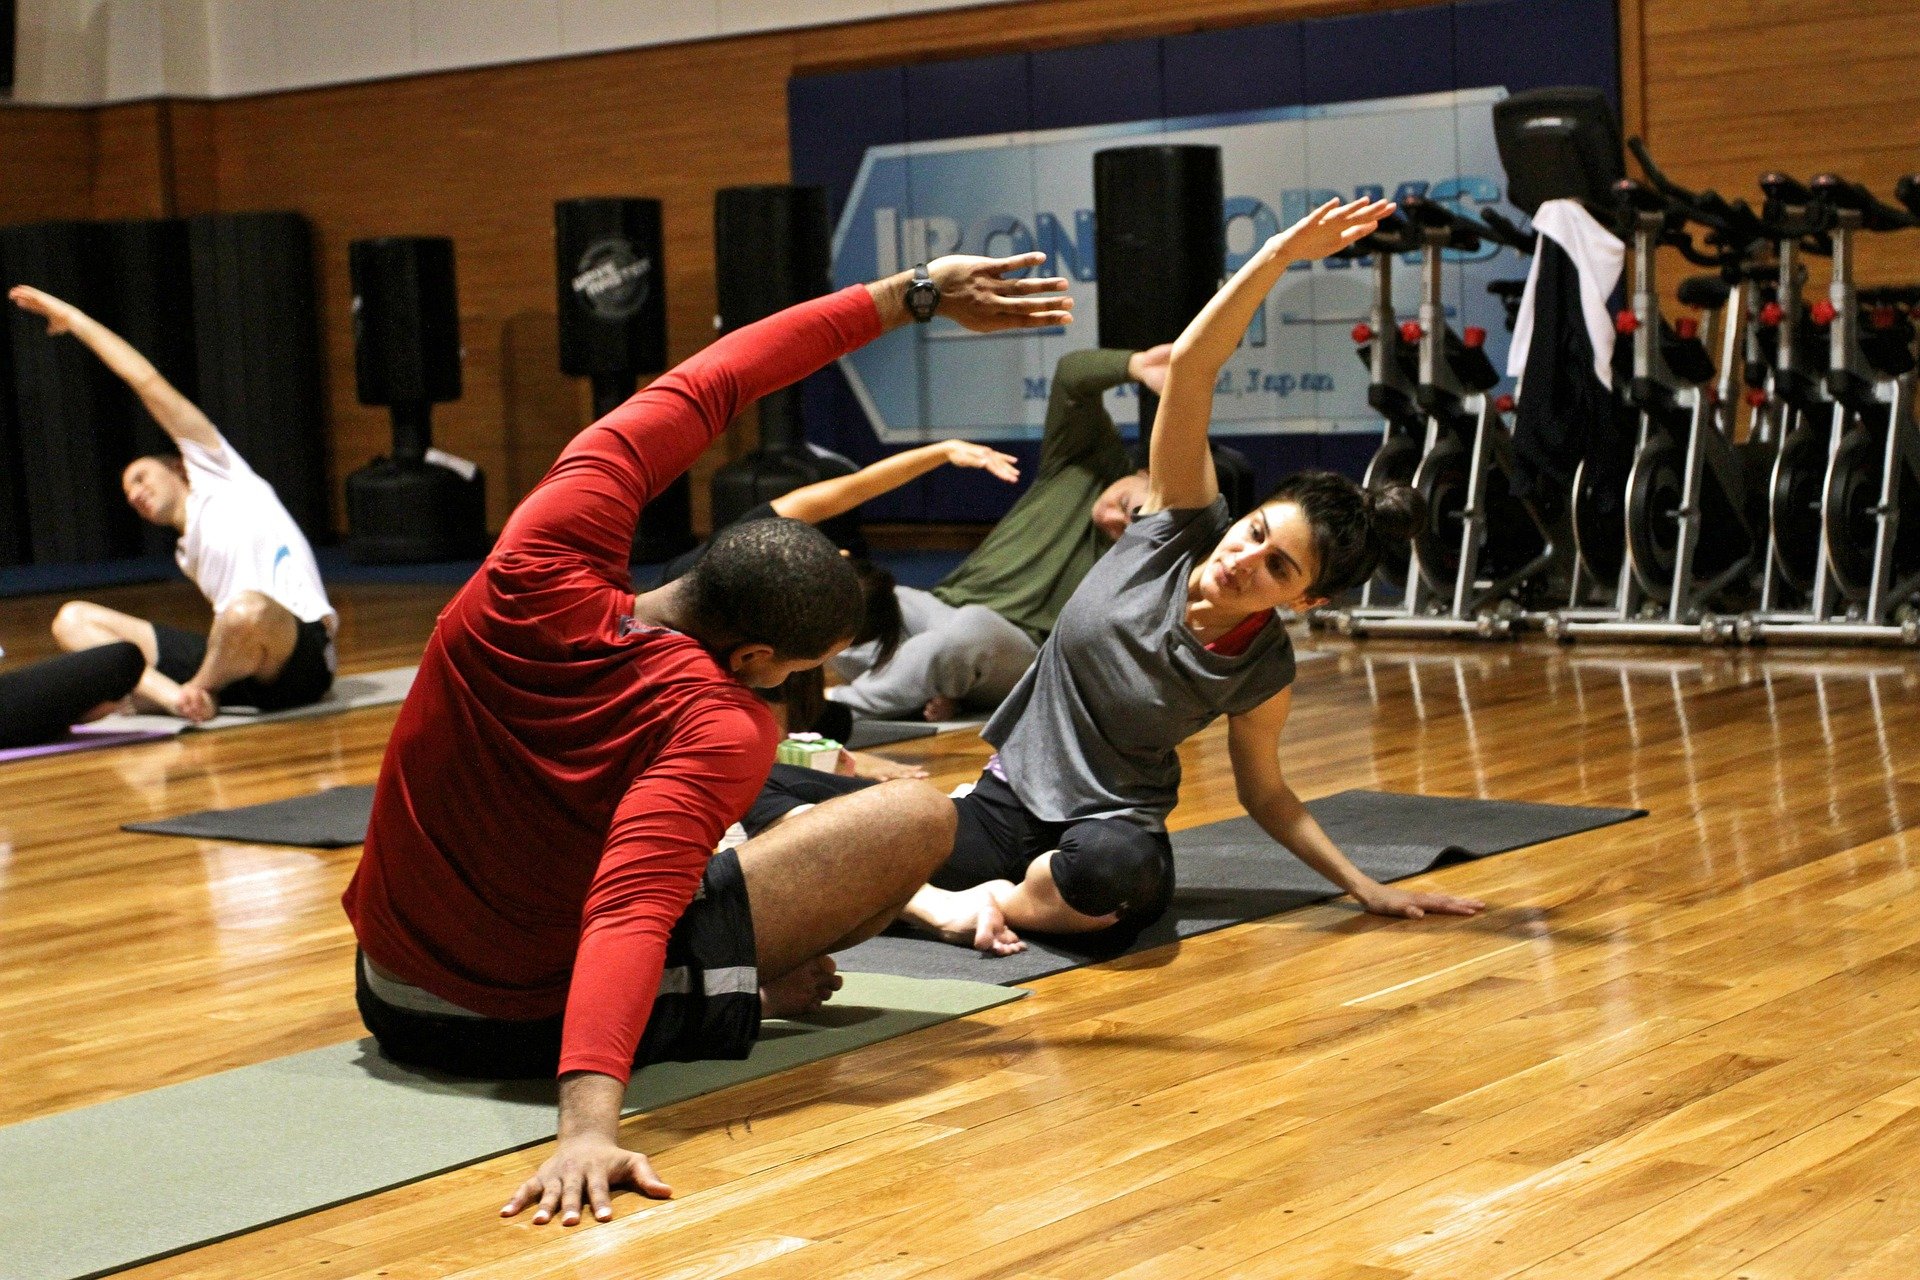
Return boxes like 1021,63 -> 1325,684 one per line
124,784 -> 376,848
834,789 -> 1645,985
846,719 -> 940,749
0,973 -> 1024,1280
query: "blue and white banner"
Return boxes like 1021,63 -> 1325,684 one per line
831,86 -> 1523,444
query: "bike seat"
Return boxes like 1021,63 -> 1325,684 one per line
1677,274 -> 1732,312
1338,211 -> 1421,258
1760,172 -> 1812,206
1899,175 -> 1920,220
1612,178 -> 1669,215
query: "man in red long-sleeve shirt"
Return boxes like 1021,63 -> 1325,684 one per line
342,252 -> 1072,1226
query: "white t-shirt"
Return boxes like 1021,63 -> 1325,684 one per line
176,435 -> 335,628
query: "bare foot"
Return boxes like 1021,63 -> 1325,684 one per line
849,750 -> 929,782
922,695 -> 957,723
173,684 -> 217,724
760,956 -> 843,1019
903,883 -> 1026,956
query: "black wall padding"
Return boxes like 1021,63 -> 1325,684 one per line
1,221 -> 142,563
190,212 -> 330,540
1093,145 -> 1226,352
714,185 -> 832,334
349,236 -> 461,409
99,217 -> 198,555
0,0 -> 14,97
557,198 -> 667,377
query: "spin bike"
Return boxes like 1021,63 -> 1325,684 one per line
1556,145 -> 1760,643
1331,196 -> 1555,638
1746,173 -> 1920,643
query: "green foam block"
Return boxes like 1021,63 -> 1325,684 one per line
0,972 -> 1025,1280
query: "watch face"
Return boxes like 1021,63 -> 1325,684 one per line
909,280 -> 939,319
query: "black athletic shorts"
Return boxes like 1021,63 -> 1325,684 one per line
747,765 -> 1174,928
151,616 -> 336,712
354,848 -> 762,1080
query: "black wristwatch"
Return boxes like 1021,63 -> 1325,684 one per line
904,262 -> 940,323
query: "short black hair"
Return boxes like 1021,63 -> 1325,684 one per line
683,517 -> 863,660
1266,470 -> 1423,598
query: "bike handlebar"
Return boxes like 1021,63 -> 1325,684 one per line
1811,173 -> 1918,232
1476,208 -> 1537,253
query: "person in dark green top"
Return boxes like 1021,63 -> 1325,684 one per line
828,344 -> 1170,721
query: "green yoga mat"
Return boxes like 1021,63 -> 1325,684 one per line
0,972 -> 1024,1280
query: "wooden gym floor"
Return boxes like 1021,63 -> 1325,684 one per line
5,579 -> 1920,1278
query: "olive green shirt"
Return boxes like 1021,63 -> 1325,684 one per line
932,348 -> 1137,641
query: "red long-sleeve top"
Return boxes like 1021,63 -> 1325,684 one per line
343,284 -> 883,1080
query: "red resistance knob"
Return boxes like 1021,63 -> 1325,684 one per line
1745,388 -> 1769,409
1674,316 -> 1700,341
1351,322 -> 1374,344
1399,320 -> 1425,344
1462,326 -> 1487,349
1615,310 -> 1640,335
1810,299 -> 1837,326
1871,305 -> 1897,331
1494,393 -> 1516,413
1759,301 -> 1785,327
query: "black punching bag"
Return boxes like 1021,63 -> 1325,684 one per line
1095,144 -> 1225,430
707,185 -> 858,542
344,236 -> 486,563
556,196 -> 691,562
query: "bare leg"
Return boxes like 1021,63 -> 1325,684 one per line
50,600 -> 181,713
733,778 -> 957,986
176,591 -> 299,722
903,851 -> 1118,955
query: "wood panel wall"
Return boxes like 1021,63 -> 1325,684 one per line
2,0 -> 1916,535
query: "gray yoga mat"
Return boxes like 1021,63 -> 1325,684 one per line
124,784 -> 376,848
846,719 -> 943,748
0,972 -> 1024,1280
834,789 -> 1645,985
74,665 -> 416,737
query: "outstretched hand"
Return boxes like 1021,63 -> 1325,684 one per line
1268,198 -> 1397,264
8,285 -> 77,335
1356,883 -> 1487,920
943,440 -> 1021,484
927,252 -> 1074,332
502,1135 -> 671,1227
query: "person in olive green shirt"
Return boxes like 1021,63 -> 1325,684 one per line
829,344 -> 1169,721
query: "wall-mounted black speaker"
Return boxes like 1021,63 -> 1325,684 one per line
557,197 -> 666,379
0,221 -> 140,563
350,235 -> 461,414
190,211 -> 329,540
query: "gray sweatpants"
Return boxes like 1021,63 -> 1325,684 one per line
827,586 -> 1039,720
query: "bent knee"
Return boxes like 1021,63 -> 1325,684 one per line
872,778 -> 958,841
217,591 -> 282,632
51,600 -> 99,641
1052,823 -> 1172,921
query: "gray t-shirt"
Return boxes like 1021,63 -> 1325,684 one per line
984,498 -> 1296,831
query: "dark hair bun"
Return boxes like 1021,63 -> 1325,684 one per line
1365,481 -> 1424,549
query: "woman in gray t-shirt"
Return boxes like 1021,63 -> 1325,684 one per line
898,197 -> 1489,953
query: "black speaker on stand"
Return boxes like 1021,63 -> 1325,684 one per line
555,196 -> 692,563
344,236 -> 486,563
1094,145 -> 1255,516
707,185 -> 859,545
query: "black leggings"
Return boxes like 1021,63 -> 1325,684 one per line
747,765 -> 1174,928
0,643 -> 144,748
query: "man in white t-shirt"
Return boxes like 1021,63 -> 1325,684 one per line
10,285 -> 337,723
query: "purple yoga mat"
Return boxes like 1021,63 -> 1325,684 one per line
0,729 -> 177,763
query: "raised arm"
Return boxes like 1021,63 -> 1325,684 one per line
1144,199 -> 1392,515
8,285 -> 221,450
769,439 -> 1019,525
1226,688 -> 1485,920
